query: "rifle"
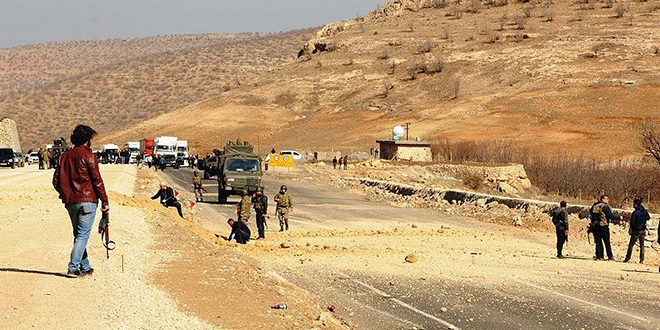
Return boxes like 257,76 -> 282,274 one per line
98,211 -> 116,259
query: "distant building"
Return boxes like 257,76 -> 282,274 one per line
376,140 -> 433,162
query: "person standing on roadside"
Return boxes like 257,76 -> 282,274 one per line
551,201 -> 569,259
274,185 -> 293,232
332,156 -> 337,170
624,199 -> 650,264
53,125 -> 109,277
237,189 -> 251,222
252,187 -> 268,239
343,155 -> 348,170
38,147 -> 45,170
192,170 -> 203,202
338,156 -> 343,170
590,195 -> 623,261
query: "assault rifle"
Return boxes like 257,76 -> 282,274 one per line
98,211 -> 116,259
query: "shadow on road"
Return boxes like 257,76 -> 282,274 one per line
0,267 -> 76,279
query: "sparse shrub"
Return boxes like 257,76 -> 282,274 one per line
415,40 -> 437,54
424,56 -> 445,74
467,0 -> 482,13
377,47 -> 389,60
523,5 -> 534,18
653,46 -> 660,55
441,27 -> 450,39
614,3 -> 628,17
450,5 -> 463,19
603,0 -> 614,9
513,15 -> 529,29
543,7 -> 555,21
388,40 -> 403,46
463,172 -> 484,190
422,0 -> 450,8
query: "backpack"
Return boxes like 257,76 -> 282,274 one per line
590,203 -> 608,227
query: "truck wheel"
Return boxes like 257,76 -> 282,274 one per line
218,190 -> 228,204
11,163 -> 15,169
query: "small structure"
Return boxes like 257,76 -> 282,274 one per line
376,140 -> 433,162
0,118 -> 21,152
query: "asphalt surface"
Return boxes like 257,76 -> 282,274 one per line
160,167 -> 660,330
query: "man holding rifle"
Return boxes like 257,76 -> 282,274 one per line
53,125 -> 109,277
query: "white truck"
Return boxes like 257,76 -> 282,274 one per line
154,136 -> 177,158
124,141 -> 141,164
176,140 -> 189,167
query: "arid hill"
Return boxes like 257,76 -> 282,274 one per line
0,30 -> 314,149
104,0 -> 660,159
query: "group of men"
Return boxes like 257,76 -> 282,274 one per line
552,195 -> 658,265
228,185 -> 293,244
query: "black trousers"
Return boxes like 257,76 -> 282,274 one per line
593,225 -> 613,260
624,231 -> 645,263
256,211 -> 266,238
556,228 -> 567,256
164,200 -> 184,218
234,230 -> 250,244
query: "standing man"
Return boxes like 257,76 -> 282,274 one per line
237,189 -> 251,222
53,125 -> 109,277
226,218 -> 251,244
332,156 -> 337,170
192,170 -> 204,202
274,185 -> 293,232
38,147 -> 45,170
252,187 -> 268,240
590,195 -> 623,261
343,155 -> 349,170
151,182 -> 184,218
551,201 -> 569,259
624,199 -> 650,263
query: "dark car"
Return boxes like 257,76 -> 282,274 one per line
160,154 -> 183,169
0,148 -> 16,168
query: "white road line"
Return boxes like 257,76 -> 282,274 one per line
518,281 -> 648,322
337,271 -> 462,330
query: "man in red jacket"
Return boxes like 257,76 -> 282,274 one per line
53,125 -> 110,277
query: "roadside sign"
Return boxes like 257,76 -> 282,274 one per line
269,154 -> 294,167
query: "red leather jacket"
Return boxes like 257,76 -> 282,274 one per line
53,145 -> 109,206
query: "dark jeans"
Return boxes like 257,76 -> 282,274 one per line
593,225 -> 613,260
624,231 -> 645,263
556,228 -> 567,256
256,212 -> 266,238
234,230 -> 250,244
164,200 -> 184,218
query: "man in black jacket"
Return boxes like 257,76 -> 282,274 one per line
551,201 -> 569,259
151,182 -> 184,218
624,199 -> 650,264
226,218 -> 251,244
590,195 -> 623,261
251,187 -> 268,240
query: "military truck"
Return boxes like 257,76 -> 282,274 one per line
211,140 -> 262,204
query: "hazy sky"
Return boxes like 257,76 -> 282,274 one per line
0,0 -> 386,48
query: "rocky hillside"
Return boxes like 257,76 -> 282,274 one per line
0,30 -> 313,149
105,0 -> 660,159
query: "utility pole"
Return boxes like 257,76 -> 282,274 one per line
404,122 -> 411,140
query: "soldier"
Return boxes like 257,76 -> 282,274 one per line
274,185 -> 293,232
551,201 -> 569,259
192,170 -> 204,202
252,187 -> 268,239
237,189 -> 251,222
38,147 -> 45,170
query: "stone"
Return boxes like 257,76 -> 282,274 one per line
405,253 -> 418,263
513,216 -> 523,226
498,181 -> 518,195
280,242 -> 291,249
476,198 -> 488,208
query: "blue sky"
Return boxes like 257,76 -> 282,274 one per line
0,0 -> 386,48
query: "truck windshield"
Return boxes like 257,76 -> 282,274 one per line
156,145 -> 173,152
177,147 -> 187,152
226,159 -> 259,172
0,149 -> 12,156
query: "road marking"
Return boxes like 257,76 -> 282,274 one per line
337,271 -> 462,330
518,281 -> 648,322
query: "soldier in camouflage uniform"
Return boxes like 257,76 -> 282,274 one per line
237,189 -> 251,222
274,185 -> 293,232
192,170 -> 203,202
252,187 -> 268,239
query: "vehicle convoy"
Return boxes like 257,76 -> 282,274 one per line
154,136 -> 177,158
0,148 -> 16,168
205,140 -> 262,204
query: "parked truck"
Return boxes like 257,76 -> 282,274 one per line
210,140 -> 262,204
176,140 -> 189,167
140,138 -> 154,156
154,136 -> 177,158
124,142 -> 140,164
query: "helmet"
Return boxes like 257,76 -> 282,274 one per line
280,185 -> 287,191
241,189 -> 248,196
257,186 -> 264,192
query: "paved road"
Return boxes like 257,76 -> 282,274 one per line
161,168 -> 660,330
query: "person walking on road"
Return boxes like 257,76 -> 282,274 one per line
53,125 -> 109,277
551,201 -> 569,259
151,182 -> 184,218
237,189 -> 251,222
274,185 -> 293,232
332,156 -> 337,170
192,170 -> 204,202
252,187 -> 268,239
590,195 -> 623,261
624,199 -> 650,264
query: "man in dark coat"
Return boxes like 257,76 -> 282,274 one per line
624,199 -> 650,264
551,201 -> 569,259
252,187 -> 268,239
151,182 -> 184,218
590,195 -> 623,261
226,218 -> 251,244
